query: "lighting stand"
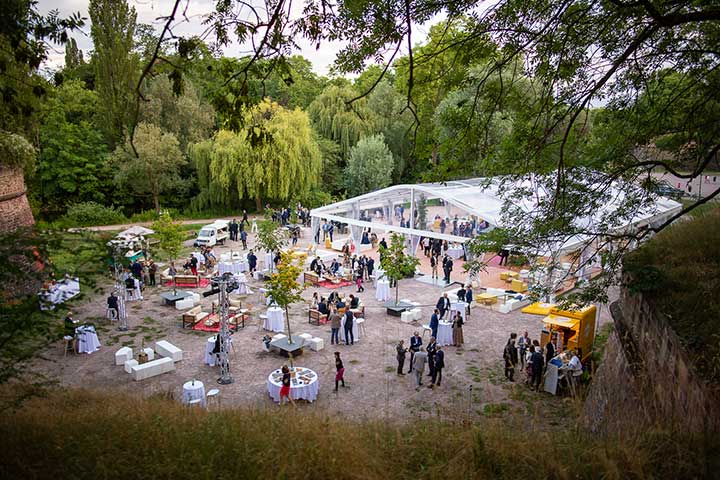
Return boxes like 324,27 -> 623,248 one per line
205,273 -> 239,385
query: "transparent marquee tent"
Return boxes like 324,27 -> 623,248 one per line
309,177 -> 683,259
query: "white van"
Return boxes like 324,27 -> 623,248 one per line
194,220 -> 230,247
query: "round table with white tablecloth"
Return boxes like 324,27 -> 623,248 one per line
376,279 -> 391,301
267,367 -> 319,403
436,321 -> 454,346
76,326 -> 101,354
447,246 -> 464,259
340,315 -> 360,344
450,301 -> 468,322
182,380 -> 206,407
218,262 -> 245,275
264,307 -> 285,332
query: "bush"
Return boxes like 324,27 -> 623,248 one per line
61,202 -> 127,227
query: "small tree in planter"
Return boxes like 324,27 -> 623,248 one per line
265,251 -> 305,345
151,213 -> 183,292
255,219 -> 287,275
379,232 -> 420,305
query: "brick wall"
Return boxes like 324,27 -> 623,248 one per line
584,284 -> 719,434
0,163 -> 35,233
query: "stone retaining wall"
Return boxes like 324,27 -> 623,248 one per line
0,163 -> 35,233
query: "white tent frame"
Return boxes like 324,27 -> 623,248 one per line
310,177 -> 683,257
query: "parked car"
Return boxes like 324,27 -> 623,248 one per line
193,220 -> 230,247
654,181 -> 685,200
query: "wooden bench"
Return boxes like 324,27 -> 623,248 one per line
304,271 -> 320,286
182,305 -> 209,329
174,275 -> 200,287
308,309 -> 327,325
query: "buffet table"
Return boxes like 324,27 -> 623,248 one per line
267,367 -> 319,403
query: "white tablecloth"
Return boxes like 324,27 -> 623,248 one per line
76,326 -> 101,354
229,273 -> 251,294
264,252 -> 273,270
182,380 -> 206,407
204,335 -> 233,366
267,367 -> 319,403
218,261 -> 248,275
450,301 -> 468,322
40,277 -> 80,309
264,307 -> 285,332
340,315 -> 360,343
437,322 -> 453,346
376,279 -> 391,301
447,246 -> 464,259
192,252 -> 205,265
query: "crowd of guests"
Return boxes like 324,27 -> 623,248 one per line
433,214 -> 490,237
310,291 -> 362,346
503,331 -> 583,394
396,333 -> 446,390
309,252 -> 375,290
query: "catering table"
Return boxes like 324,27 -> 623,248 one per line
376,279 -> 391,301
447,246 -> 464,259
218,261 -> 248,275
76,325 -> 101,354
264,307 -> 285,332
436,321 -> 453,346
450,301 -> 468,321
267,367 -> 319,403
340,315 -> 360,343
39,277 -> 80,310
182,380 -> 206,407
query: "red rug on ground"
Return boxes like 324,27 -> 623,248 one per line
190,313 -> 245,332
317,279 -> 355,289
163,278 -> 211,288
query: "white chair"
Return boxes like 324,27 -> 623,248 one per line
422,324 -> 432,338
187,398 -> 204,408
206,388 -> 220,409
63,336 -> 75,356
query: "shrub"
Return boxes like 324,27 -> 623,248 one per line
61,202 -> 127,227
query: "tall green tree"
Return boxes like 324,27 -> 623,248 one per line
89,0 -> 138,147
112,122 -> 185,213
199,99 -> 321,210
345,134 -> 394,196
379,233 -> 420,306
37,80 -> 111,217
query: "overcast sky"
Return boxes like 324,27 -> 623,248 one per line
37,0 -> 441,77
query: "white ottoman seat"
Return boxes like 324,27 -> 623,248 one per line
155,340 -> 183,362
190,292 -> 201,303
401,311 -> 414,324
298,333 -> 313,344
124,359 -> 138,373
143,347 -> 155,361
130,357 -> 175,381
410,308 -> 422,321
115,347 -> 133,365
309,337 -> 324,351
175,298 -> 194,310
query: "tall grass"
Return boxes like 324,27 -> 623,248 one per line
0,388 -> 715,479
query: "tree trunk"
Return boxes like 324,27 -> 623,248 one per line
153,191 -> 160,214
255,194 -> 263,212
395,282 -> 399,306
285,305 -> 293,344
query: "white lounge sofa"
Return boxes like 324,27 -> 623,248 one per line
131,357 -> 175,381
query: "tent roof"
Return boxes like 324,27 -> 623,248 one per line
310,175 -> 682,254
117,226 -> 155,238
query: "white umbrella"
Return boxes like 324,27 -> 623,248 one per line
117,226 -> 155,239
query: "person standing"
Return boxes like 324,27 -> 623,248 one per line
443,255 -> 454,284
107,292 -> 119,320
240,229 -> 248,250
545,339 -> 556,368
426,336 -> 438,379
334,352 -> 346,392
503,333 -> 518,382
329,308 -> 341,345
429,309 -> 440,339
436,293 -> 450,320
343,309 -> 354,345
279,365 -> 295,407
396,340 -> 407,375
430,254 -> 439,280
430,346 -> 445,388
412,347 -> 428,389
518,331 -> 529,369
242,210 -> 249,227
291,229 -> 298,246
147,260 -> 157,287
408,332 -> 422,372
465,285 -> 473,314
456,285 -> 466,302
247,250 -> 257,273
530,346 -> 545,392
356,268 -> 364,292
452,311 -> 464,347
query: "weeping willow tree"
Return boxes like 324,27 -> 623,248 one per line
307,84 -> 374,158
196,99 -> 322,211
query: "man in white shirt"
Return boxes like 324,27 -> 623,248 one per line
567,351 -> 582,394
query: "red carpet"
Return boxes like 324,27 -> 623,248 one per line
317,279 -> 354,289
163,278 -> 211,288
190,313 -> 245,332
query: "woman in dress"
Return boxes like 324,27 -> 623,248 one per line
310,291 -> 319,310
334,352 -> 346,392
452,311 -> 464,347
279,365 -> 295,407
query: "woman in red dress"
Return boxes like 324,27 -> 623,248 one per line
279,365 -> 295,406
334,352 -> 346,392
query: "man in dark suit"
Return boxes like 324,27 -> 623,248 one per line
318,298 -> 329,316
436,293 -> 451,320
465,285 -> 473,315
456,285 -> 466,302
426,337 -> 438,378
343,309 -> 354,345
247,250 -> 257,273
430,346 -> 445,388
443,255 -> 453,283
530,347 -> 545,391
429,309 -> 439,339
408,332 -> 422,373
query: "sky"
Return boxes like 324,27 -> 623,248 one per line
37,0 -> 441,77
